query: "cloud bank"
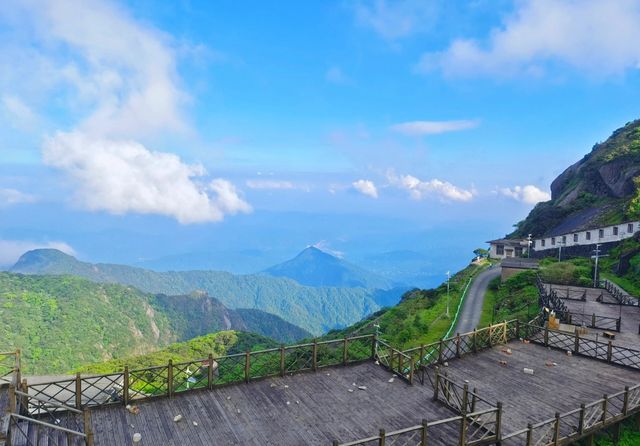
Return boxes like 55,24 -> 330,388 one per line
387,171 -> 474,202
0,239 -> 75,268
419,0 -> 640,78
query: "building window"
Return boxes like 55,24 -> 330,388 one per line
551,237 -> 556,245
541,239 -> 546,247
613,226 -> 619,236
586,231 -> 591,241
628,223 -> 634,233
496,244 -> 504,255
599,229 -> 604,238
562,235 -> 566,244
573,233 -> 578,242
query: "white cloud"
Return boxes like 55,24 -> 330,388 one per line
391,119 -> 479,136
419,0 -> 640,77
310,240 -> 344,258
245,180 -> 295,190
0,239 -> 75,268
43,132 -> 251,224
326,66 -> 350,85
352,179 -> 379,198
499,185 -> 551,204
2,95 -> 37,129
387,171 -> 474,202
0,188 -> 37,206
2,0 -> 251,224
354,0 -> 438,40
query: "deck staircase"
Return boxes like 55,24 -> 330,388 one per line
6,412 -> 86,446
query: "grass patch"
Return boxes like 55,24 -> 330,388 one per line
479,272 -> 539,328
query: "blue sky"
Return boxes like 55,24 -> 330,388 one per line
1,0 -> 640,279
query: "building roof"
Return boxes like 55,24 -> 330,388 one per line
487,238 -> 526,247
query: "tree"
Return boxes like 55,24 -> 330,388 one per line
473,248 -> 489,258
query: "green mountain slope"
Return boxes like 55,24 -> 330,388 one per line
76,331 -> 278,374
512,119 -> 640,238
0,272 -> 309,374
12,249 -> 406,334
263,246 -> 396,289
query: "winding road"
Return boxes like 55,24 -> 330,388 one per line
454,266 -> 501,334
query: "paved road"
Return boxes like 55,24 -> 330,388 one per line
454,266 -> 501,334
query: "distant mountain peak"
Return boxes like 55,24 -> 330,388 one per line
263,246 -> 394,289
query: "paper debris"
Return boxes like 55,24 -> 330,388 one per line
523,368 -> 534,375
237,409 -> 241,414
358,386 -> 367,390
270,383 -> 276,388
284,385 -> 289,389
193,421 -> 198,426
133,433 -> 142,443
348,389 -> 354,393
566,351 -> 573,357
174,415 -> 183,422
226,396 -> 231,400
388,378 -> 394,383
286,401 -> 290,405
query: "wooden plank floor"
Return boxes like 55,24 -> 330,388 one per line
90,363 -> 459,446
547,283 -> 640,348
440,341 -> 640,438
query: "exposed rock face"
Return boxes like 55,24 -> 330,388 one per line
513,119 -> 640,238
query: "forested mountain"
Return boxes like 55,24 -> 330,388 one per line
11,249 -> 407,334
512,119 -> 640,238
0,272 -> 308,374
262,246 -> 396,289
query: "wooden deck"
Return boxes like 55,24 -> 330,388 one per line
90,362 -> 458,446
547,283 -> 640,348
86,340 -> 640,446
439,341 -> 640,440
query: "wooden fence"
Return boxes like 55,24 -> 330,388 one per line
0,350 -> 21,387
24,335 -> 376,409
600,279 -> 638,307
565,311 -> 621,332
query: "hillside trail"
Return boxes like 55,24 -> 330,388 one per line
454,266 -> 501,334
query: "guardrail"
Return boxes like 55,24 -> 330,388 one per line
600,279 -> 639,307
24,335 -> 376,409
0,350 -> 21,387
566,311 -> 621,332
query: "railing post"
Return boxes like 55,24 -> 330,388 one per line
75,372 -> 82,409
280,345 -> 286,377
591,313 -> 596,328
83,409 -> 94,446
488,325 -> 493,347
617,318 -> 621,332
421,419 -> 428,446
123,366 -> 129,406
419,344 -> 425,365
432,370 -> 440,401
472,329 -> 477,353
496,402 -> 503,443
167,360 -> 173,397
371,335 -> 377,359
526,423 -> 533,446
574,330 -> 580,355
20,380 -> 28,416
8,384 -> 16,413
438,340 -> 444,363
244,352 -> 251,383
602,395 -> 608,424
459,385 -> 469,446
456,334 -> 461,358
471,388 -> 477,413
312,339 -> 318,372
578,404 -> 586,434
379,429 -> 386,446
553,412 -> 560,445
623,386 -> 630,415
544,325 -> 549,346
208,354 -> 214,390
343,338 -> 348,365
409,358 -> 415,385
515,319 -> 521,339
607,341 -> 613,364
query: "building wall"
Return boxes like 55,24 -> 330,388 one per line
489,243 -> 525,260
532,221 -> 640,252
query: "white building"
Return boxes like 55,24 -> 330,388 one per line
487,238 -> 528,259
532,221 -> 640,252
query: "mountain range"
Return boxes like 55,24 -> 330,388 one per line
11,248 -> 408,335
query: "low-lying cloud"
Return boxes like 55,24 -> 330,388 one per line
388,171 -> 474,202
0,239 -> 75,268
352,179 -> 379,198
391,120 -> 479,136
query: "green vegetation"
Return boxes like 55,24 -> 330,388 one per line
0,272 -> 309,375
539,257 -> 593,287
12,249 -> 406,335
76,331 -> 277,374
324,262 -> 487,349
583,419 -> 640,446
479,272 -> 539,328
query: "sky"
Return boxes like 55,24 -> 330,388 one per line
1,0 -> 640,280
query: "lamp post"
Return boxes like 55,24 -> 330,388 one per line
558,239 -> 565,262
593,244 -> 601,288
446,271 -> 451,318
527,234 -> 533,258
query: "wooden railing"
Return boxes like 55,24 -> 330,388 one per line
5,384 -> 94,446
0,350 -> 21,387
525,322 -> 640,370
375,339 -> 414,384
600,279 -> 639,307
502,383 -> 640,445
25,335 -> 376,409
566,311 -> 621,332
